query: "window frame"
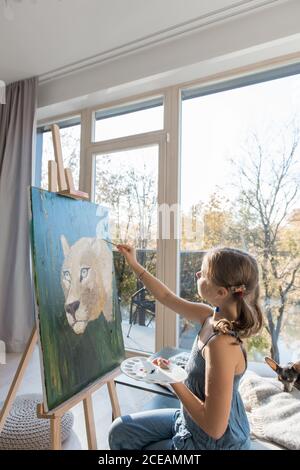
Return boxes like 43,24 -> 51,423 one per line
35,115 -> 82,191
36,89 -> 180,355
93,95 -> 164,143
36,58 -> 300,356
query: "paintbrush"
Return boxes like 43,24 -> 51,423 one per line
102,238 -> 119,247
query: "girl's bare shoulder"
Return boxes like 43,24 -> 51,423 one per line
204,332 -> 243,371
198,306 -> 214,326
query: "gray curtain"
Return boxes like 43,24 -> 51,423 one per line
0,77 -> 38,352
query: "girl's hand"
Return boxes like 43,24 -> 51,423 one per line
117,244 -> 137,267
152,357 -> 170,370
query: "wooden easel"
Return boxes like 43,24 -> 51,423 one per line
0,327 -> 121,449
48,124 -> 89,200
0,126 -> 122,449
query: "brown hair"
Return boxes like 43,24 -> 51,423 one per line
203,247 -> 263,339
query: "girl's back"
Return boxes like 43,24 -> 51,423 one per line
173,315 -> 251,450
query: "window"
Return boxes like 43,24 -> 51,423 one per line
93,97 -> 164,142
36,116 -> 81,190
94,146 -> 159,353
35,65 -> 300,360
179,70 -> 300,364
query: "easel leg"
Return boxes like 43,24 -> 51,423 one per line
83,395 -> 97,450
51,415 -> 62,450
0,328 -> 38,433
107,380 -> 121,421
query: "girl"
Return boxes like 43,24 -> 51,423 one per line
109,245 -> 263,450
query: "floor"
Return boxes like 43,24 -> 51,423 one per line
0,320 -> 187,451
121,319 -> 199,353
0,347 -> 157,450
1,348 -> 288,451
122,321 -> 155,353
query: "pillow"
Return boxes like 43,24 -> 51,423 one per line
0,394 -> 74,450
239,371 -> 300,450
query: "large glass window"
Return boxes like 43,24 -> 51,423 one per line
36,117 -> 81,190
94,146 -> 159,353
180,72 -> 300,363
93,98 -> 164,142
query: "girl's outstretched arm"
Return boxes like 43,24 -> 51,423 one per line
117,244 -> 213,324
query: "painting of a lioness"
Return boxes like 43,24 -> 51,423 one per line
61,236 -> 113,335
30,187 -> 124,411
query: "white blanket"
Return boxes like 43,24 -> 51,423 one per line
239,371 -> 300,450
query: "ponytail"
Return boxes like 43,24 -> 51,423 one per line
204,247 -> 264,340
213,284 -> 263,339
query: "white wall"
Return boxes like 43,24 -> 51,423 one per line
37,0 -> 300,120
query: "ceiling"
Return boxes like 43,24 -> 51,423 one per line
0,0 -> 283,84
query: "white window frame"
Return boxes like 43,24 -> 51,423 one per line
37,88 -> 181,354
36,55 -> 300,355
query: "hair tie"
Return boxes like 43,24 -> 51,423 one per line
230,284 -> 246,298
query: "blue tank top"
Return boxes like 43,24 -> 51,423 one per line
173,316 -> 251,450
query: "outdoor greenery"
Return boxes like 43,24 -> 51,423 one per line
181,126 -> 300,362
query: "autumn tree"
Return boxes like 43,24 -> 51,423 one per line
95,156 -> 157,313
232,128 -> 300,362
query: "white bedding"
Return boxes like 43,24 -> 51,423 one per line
239,371 -> 300,450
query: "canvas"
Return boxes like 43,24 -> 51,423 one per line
30,187 -> 124,411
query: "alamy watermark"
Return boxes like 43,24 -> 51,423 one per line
0,80 -> 5,104
96,203 -> 205,243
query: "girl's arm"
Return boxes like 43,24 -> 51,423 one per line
117,244 -> 213,324
170,335 -> 236,440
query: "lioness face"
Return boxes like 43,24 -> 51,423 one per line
61,236 -> 113,334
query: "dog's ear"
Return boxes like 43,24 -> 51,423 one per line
265,356 -> 281,373
292,361 -> 300,374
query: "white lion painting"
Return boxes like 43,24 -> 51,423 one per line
60,236 -> 113,335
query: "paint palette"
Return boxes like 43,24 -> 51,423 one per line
120,357 -> 188,384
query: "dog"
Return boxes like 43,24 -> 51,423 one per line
265,356 -> 300,392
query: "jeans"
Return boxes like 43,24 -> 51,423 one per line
109,408 -> 181,450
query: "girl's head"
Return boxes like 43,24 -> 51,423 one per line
196,247 -> 263,338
